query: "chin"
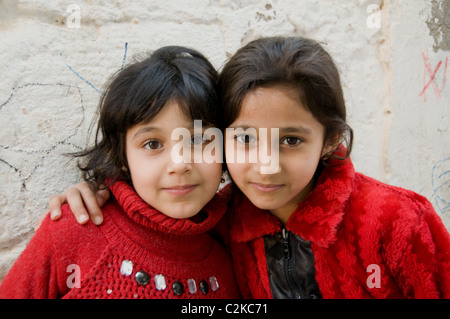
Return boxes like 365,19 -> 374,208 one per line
166,210 -> 199,220
248,196 -> 281,211
158,204 -> 201,220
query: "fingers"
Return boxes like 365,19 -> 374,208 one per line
95,187 -> 111,208
43,182 -> 109,226
78,184 -> 108,225
65,184 -> 91,224
90,188 -> 110,225
66,182 -> 109,225
48,194 -> 65,220
37,194 -> 68,231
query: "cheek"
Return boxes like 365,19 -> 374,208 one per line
128,165 -> 159,200
126,152 -> 160,191
284,153 -> 321,185
202,162 -> 223,181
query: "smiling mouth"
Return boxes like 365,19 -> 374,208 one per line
163,184 -> 198,196
250,182 -> 284,193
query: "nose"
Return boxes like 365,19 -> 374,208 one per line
167,160 -> 192,175
252,157 -> 281,175
166,147 -> 193,175
254,129 -> 281,175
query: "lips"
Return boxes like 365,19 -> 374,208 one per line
163,184 -> 198,196
250,182 -> 284,193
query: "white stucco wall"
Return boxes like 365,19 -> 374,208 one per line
0,0 -> 449,282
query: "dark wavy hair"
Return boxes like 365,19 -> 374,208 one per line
75,46 -> 220,191
219,36 -> 353,162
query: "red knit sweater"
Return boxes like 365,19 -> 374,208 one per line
0,181 -> 240,299
227,150 -> 450,299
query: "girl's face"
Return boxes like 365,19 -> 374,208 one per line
225,86 -> 334,223
125,101 -> 222,219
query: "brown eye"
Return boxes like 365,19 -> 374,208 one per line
281,137 -> 302,146
144,140 -> 162,150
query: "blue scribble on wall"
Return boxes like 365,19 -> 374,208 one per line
432,157 -> 450,213
60,42 -> 129,95
60,52 -> 103,95
121,42 -> 128,69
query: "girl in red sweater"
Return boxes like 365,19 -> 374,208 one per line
43,37 -> 450,299
0,46 -> 240,299
220,37 -> 450,299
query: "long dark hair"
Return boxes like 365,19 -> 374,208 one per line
75,46 -> 220,191
219,36 -> 353,161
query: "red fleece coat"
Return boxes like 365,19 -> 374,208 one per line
227,152 -> 450,299
0,181 -> 240,299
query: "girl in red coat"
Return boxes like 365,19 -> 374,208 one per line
43,37 -> 450,299
0,46 -> 240,299
223,37 -> 450,299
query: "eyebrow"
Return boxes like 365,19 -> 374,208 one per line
132,126 -> 161,139
280,126 -> 312,135
228,125 -> 312,135
132,121 -> 203,140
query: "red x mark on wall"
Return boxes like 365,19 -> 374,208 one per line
420,51 -> 448,102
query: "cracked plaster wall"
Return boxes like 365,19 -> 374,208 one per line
0,0 -> 449,282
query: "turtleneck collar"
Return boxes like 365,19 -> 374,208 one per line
109,180 -> 232,236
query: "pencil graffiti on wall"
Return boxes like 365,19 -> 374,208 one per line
432,157 -> 450,214
0,83 -> 85,189
0,42 -> 128,192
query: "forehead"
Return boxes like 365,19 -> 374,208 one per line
231,86 -> 323,132
150,100 -> 191,124
127,102 -> 193,138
